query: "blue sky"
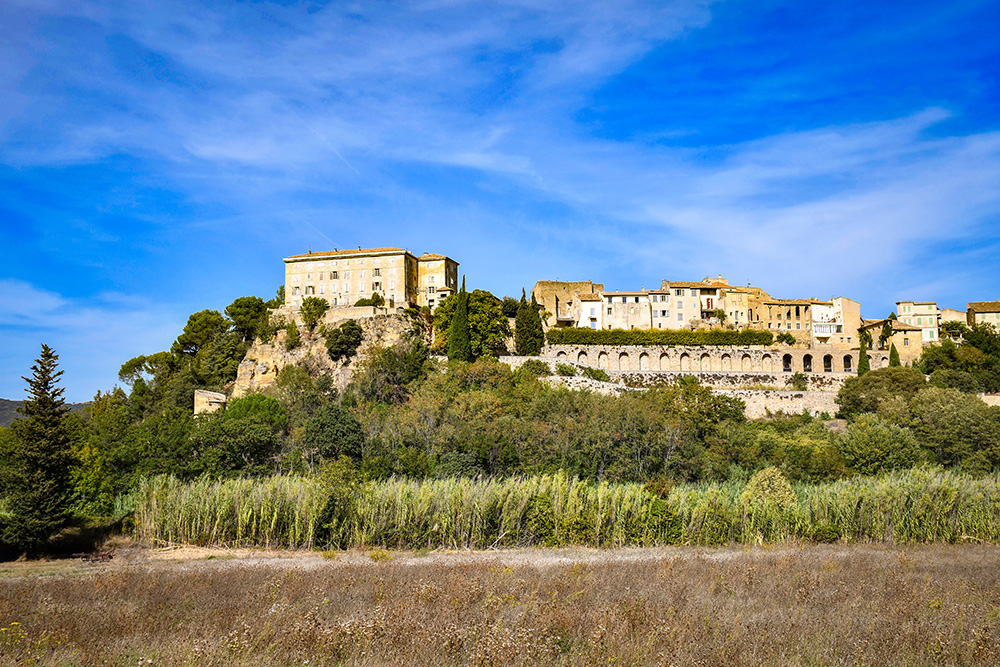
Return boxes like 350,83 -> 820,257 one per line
2,0 -> 999,401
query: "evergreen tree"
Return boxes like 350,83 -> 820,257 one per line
3,345 -> 74,556
889,343 -> 901,367
514,288 -> 533,355
448,277 -> 472,362
858,338 -> 871,376
524,293 -> 544,355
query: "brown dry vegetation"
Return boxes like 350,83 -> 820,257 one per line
2,544 -> 1000,666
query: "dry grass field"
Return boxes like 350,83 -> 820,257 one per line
2,542 -> 1000,666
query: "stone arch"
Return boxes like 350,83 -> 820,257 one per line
700,353 -> 711,371
803,354 -> 813,373
741,354 -> 752,371
639,352 -> 650,370
880,355 -> 888,368
782,354 -> 793,372
659,353 -> 669,371
618,352 -> 630,371
577,350 -> 588,365
556,350 -> 567,359
761,354 -> 773,372
721,354 -> 732,371
843,355 -> 853,372
598,351 -> 609,369
680,353 -> 691,371
823,354 -> 833,373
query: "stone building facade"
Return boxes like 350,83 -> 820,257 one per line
284,247 -> 458,311
967,301 -> 1000,327
531,280 -> 605,329
859,318 -> 923,360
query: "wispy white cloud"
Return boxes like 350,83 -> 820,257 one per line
2,0 -> 999,400
0,280 -> 182,402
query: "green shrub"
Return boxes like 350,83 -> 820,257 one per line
555,363 -> 577,377
811,523 -> 841,542
837,414 -> 923,475
581,367 -> 611,382
300,297 -> 330,331
775,332 -> 796,345
326,320 -> 364,363
517,359 -> 551,378
284,321 -> 301,351
546,327 -> 773,347
788,372 -> 808,391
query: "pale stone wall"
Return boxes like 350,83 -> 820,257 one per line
714,390 -> 839,419
981,394 -> 1000,408
544,344 -> 880,374
531,280 -> 604,329
496,356 -> 844,418
194,390 -> 227,415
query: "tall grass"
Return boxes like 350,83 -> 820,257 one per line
135,467 -> 1000,549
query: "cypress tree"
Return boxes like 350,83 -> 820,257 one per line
448,277 -> 472,362
514,288 -> 532,355
889,343 -> 901,367
3,344 -> 74,556
858,338 -> 871,376
525,292 -> 544,355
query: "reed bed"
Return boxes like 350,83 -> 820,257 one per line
135,467 -> 1000,549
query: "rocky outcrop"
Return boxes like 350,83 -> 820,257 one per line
232,310 -> 417,398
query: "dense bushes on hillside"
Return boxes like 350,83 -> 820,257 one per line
546,327 -> 774,346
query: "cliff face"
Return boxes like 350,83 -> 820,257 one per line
232,310 -> 417,398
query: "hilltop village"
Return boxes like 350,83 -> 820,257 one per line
217,246 -> 1000,418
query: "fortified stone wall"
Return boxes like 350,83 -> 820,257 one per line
545,344 -> 889,374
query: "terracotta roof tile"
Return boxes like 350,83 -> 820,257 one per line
285,247 -> 408,260
968,301 -> 1000,312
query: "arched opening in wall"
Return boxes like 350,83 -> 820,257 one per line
619,352 -> 630,371
639,353 -> 650,370
880,356 -> 888,368
782,354 -> 793,372
659,353 -> 669,371
721,354 -> 732,371
823,355 -> 833,372
557,351 -> 567,359
577,351 -> 588,365
700,353 -> 711,371
741,354 -> 752,371
761,354 -> 773,372
843,355 -> 853,372
598,352 -> 609,369
680,353 -> 690,371
803,355 -> 813,372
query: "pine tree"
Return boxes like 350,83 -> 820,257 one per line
3,344 -> 74,556
448,277 -> 472,362
889,343 -> 901,367
858,338 -> 871,376
514,288 -> 532,356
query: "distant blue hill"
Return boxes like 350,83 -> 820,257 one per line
0,398 -> 91,428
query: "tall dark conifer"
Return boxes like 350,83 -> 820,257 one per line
4,344 -> 74,555
858,338 -> 871,376
447,277 -> 472,362
525,292 -> 544,355
514,288 -> 532,355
